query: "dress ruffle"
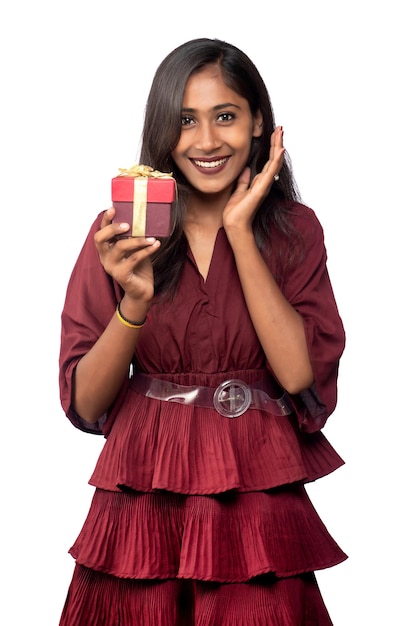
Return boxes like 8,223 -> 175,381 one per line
69,487 -> 347,582
60,565 -> 333,626
89,370 -> 344,494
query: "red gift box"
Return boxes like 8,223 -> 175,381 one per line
112,165 -> 176,237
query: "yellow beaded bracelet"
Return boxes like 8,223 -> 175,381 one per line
116,302 -> 147,329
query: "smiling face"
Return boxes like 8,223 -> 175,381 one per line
171,64 -> 263,197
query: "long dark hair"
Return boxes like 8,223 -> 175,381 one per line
139,38 -> 302,295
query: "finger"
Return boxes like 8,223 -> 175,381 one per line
274,125 -> 284,149
260,127 -> 285,182
117,236 -> 159,253
110,240 -> 161,280
99,235 -> 160,277
271,127 -> 285,165
124,239 -> 161,265
100,207 -> 132,236
234,166 -> 251,193
96,210 -> 131,247
100,207 -> 116,228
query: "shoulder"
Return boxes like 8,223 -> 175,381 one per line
269,200 -> 325,248
287,201 -> 324,238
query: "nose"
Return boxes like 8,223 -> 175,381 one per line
195,121 -> 221,152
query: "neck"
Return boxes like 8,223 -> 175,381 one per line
185,188 -> 230,230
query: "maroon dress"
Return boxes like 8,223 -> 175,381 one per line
59,202 -> 347,625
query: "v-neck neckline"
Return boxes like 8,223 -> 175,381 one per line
187,227 -> 225,284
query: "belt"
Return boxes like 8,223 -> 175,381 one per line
130,373 -> 292,419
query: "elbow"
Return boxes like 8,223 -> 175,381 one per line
67,403 -> 106,434
72,402 -> 104,425
72,387 -> 107,424
80,412 -> 103,425
280,371 -> 314,396
283,381 -> 313,396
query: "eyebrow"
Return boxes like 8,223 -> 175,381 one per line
181,102 -> 242,113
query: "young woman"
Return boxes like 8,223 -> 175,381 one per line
59,37 -> 347,625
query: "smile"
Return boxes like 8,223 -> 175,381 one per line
193,158 -> 229,168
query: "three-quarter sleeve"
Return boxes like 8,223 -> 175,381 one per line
59,213 -> 124,434
276,205 -> 345,432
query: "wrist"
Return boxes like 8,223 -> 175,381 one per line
117,299 -> 149,329
224,224 -> 255,249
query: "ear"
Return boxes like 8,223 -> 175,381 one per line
252,110 -> 263,137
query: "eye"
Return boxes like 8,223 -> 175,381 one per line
181,115 -> 195,126
217,112 -> 235,122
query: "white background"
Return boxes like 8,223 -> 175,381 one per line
1,1 -> 416,624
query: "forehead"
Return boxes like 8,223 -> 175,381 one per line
182,65 -> 248,110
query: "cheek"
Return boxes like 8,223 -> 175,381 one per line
233,126 -> 255,151
171,134 -> 188,162
171,145 -> 183,168
235,134 -> 254,162
171,150 -> 190,180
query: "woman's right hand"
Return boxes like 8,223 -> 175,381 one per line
94,207 -> 161,304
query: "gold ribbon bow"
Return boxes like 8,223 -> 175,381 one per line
117,164 -> 173,179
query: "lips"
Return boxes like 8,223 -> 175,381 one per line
192,157 -> 229,169
189,157 -> 230,177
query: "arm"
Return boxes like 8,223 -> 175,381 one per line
225,228 -> 313,394
59,208 -> 161,425
228,208 -> 345,430
72,301 -> 146,423
223,127 -> 312,393
223,128 -> 344,428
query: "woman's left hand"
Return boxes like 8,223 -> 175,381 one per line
223,126 -> 285,232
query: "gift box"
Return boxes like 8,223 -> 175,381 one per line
112,165 -> 176,237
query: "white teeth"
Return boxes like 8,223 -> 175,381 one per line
194,158 -> 227,168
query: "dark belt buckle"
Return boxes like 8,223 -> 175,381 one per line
213,379 -> 252,418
